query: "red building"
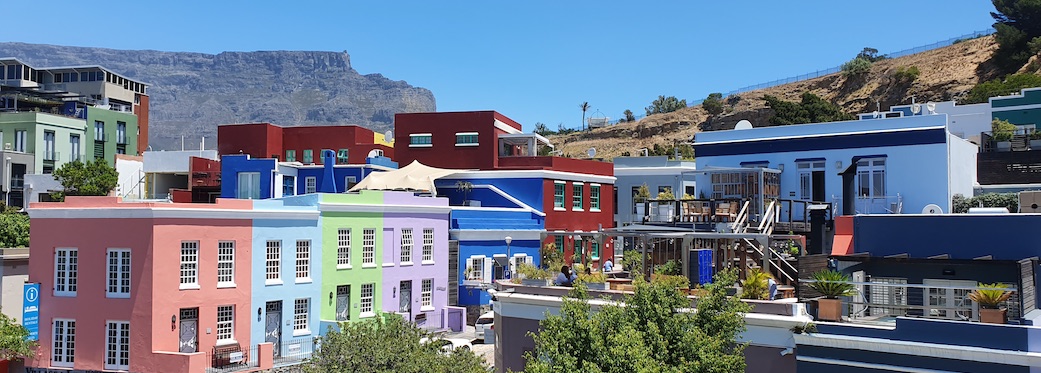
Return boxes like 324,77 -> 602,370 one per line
396,110 -> 617,264
217,123 -> 394,165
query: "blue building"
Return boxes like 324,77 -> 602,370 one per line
613,156 -> 697,226
221,151 -> 397,199
692,114 -> 978,216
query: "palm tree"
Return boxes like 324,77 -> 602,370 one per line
580,102 -> 591,131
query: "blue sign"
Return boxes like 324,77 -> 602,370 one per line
23,283 -> 39,341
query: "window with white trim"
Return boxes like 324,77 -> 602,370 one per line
572,182 -> 584,210
296,240 -> 311,280
455,132 -> 479,146
104,321 -> 130,370
362,229 -> 376,265
554,181 -> 565,209
285,150 -> 296,162
107,249 -> 131,298
409,133 -> 432,147
798,161 -> 826,200
236,172 -> 261,199
400,228 -> 413,264
468,256 -> 485,281
422,228 -> 434,262
216,305 -> 234,343
421,279 -> 433,309
303,149 -> 313,164
345,176 -> 357,189
337,228 -> 351,268
265,241 -> 281,282
217,241 -> 235,286
856,158 -> 887,198
590,184 -> 601,210
54,248 -> 78,296
591,240 -> 601,259
180,242 -> 198,289
294,298 -> 310,334
360,283 -> 375,315
305,177 -> 317,194
52,318 -> 76,367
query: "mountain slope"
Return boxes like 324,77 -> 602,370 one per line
0,43 -> 436,150
549,35 -> 1029,160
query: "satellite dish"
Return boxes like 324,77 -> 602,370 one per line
911,103 -> 922,114
872,110 -> 880,119
384,130 -> 394,140
927,102 -> 936,114
734,120 -> 753,130
366,149 -> 384,158
587,148 -> 597,158
922,204 -> 944,214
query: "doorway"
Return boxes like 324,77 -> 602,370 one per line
265,301 -> 282,356
399,280 -> 412,321
178,308 -> 198,353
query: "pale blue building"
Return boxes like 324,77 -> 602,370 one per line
612,156 -> 697,226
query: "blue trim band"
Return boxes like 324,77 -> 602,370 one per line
693,128 -> 946,158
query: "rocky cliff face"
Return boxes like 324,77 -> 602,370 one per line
0,42 -> 436,150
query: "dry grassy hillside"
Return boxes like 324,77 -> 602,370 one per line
548,35 -> 1025,160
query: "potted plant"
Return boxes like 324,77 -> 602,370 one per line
656,188 -> 676,221
740,269 -> 771,300
969,282 -> 1012,324
634,183 -> 651,218
808,269 -> 856,321
514,262 -> 552,286
577,271 -> 608,290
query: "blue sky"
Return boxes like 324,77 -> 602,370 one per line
2,1 -> 996,132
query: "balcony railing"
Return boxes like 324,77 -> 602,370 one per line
831,194 -> 902,215
800,280 -> 1021,325
42,151 -> 58,162
634,198 -> 832,229
981,129 -> 1041,152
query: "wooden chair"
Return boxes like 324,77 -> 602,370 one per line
715,202 -> 731,222
727,202 -> 739,221
687,203 -> 701,222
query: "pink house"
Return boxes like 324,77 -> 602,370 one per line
27,197 -> 257,372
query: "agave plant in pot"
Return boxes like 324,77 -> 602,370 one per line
969,283 -> 1012,324
808,269 -> 856,322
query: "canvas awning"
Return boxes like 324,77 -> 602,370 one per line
347,160 -> 464,193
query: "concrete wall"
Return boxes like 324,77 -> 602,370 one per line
1,249 -> 28,322
143,150 -> 219,173
947,133 -> 979,201
115,154 -> 144,199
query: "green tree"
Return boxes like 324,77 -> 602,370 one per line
702,92 -> 725,116
856,47 -> 885,62
523,268 -> 750,373
991,118 -> 1018,141
0,209 -> 29,247
533,122 -> 553,136
763,92 -> 855,125
645,95 -> 688,116
0,309 -> 37,361
623,109 -> 636,122
960,73 -> 1041,104
991,0 -> 1041,68
51,159 -> 118,200
580,102 -> 591,131
841,57 -> 872,77
305,314 -> 487,373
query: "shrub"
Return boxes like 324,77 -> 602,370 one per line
969,283 -> 1012,309
763,92 -> 855,125
808,270 -> 856,299
952,193 -> 1019,213
841,57 -> 872,77
740,269 -> 771,300
992,118 -> 1018,142
655,259 -> 682,276
656,188 -> 675,201
893,66 -> 920,83
650,273 -> 690,289
645,95 -> 687,116
702,92 -> 724,116
960,73 -> 1041,104
513,262 -> 551,283
634,183 -> 651,202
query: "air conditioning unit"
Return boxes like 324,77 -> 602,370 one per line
3,143 -> 10,151
1019,191 -> 1041,213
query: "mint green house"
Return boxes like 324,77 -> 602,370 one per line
85,106 -> 139,165
0,111 -> 86,173
991,87 -> 1041,129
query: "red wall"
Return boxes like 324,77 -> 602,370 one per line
135,95 -> 149,154
497,156 -> 613,176
395,111 -> 505,170
542,179 -> 616,267
281,126 -> 392,164
217,123 -> 281,158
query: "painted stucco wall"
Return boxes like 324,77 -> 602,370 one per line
86,106 -> 139,164
250,195 -> 322,345
220,154 -> 276,199
992,87 -> 1041,129
318,192 -> 384,331
614,156 -> 697,226
0,111 -> 86,173
381,199 -> 450,327
948,133 -> 979,202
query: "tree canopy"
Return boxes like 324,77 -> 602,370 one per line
645,96 -> 688,116
304,314 -> 487,373
762,92 -> 855,126
702,92 -> 724,116
51,159 -> 118,200
0,309 -> 36,361
0,207 -> 29,247
523,269 -> 750,373
991,0 -> 1041,68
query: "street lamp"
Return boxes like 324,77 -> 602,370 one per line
504,236 -> 513,278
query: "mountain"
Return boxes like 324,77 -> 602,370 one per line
0,42 -> 436,150
548,35 -> 1039,160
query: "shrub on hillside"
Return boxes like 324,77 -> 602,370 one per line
645,95 -> 687,116
893,66 -> 920,83
763,92 -> 855,125
841,57 -> 872,77
702,92 -> 724,116
959,73 -> 1041,104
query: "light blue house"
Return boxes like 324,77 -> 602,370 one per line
692,114 -> 978,215
249,195 -> 323,355
613,156 -> 697,226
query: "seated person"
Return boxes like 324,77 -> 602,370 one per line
602,260 -> 614,272
554,265 -> 577,286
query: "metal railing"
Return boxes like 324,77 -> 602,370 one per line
273,336 -> 318,367
831,194 -> 902,215
205,343 -> 259,373
799,280 -> 1021,324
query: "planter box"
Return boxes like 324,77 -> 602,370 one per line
816,298 -> 844,322
979,308 -> 1007,324
584,282 -> 609,291
657,204 -> 675,222
635,204 -> 646,219
521,278 -> 550,286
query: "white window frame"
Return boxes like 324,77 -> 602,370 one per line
797,161 -> 826,200
553,181 -> 566,210
54,248 -> 78,297
293,298 -> 310,336
305,176 -> 317,194
265,240 -> 282,285
422,228 -> 434,264
52,318 -> 76,367
362,228 -> 376,267
345,176 -> 357,189
360,283 -> 375,317
217,241 -> 235,288
14,130 -> 26,152
337,228 -> 352,269
590,183 -> 601,211
104,320 -> 130,370
295,240 -> 311,283
400,228 -> 414,265
572,182 -> 584,211
180,242 -> 199,290
106,249 -> 131,298
467,256 -> 486,281
216,305 -> 235,345
409,133 -> 433,148
455,132 -> 479,147
421,279 -> 434,311
236,172 -> 261,199
856,157 -> 887,198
